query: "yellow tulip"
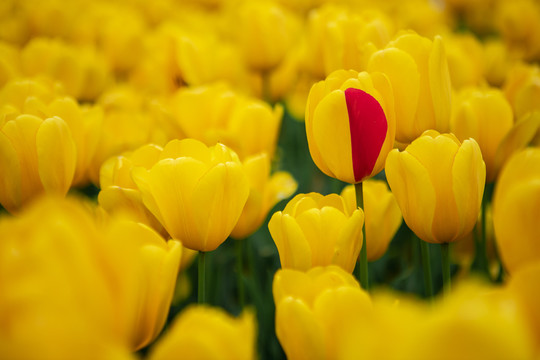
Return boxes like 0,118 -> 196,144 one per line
368,33 -> 452,144
503,63 -> 540,119
169,83 -> 283,160
230,153 -> 297,240
341,180 -> 402,261
0,41 -> 20,88
444,33 -> 485,89
268,192 -> 364,272
273,266 -> 371,360
451,86 -> 514,182
132,138 -> 250,252
0,196 -> 182,356
385,130 -> 485,244
305,69 -> 396,184
0,113 -> 76,213
149,306 -> 256,360
493,147 -> 540,273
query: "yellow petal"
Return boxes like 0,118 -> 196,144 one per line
334,208 -> 364,272
0,130 -> 22,212
160,138 -> 211,163
429,36 -> 452,133
263,171 -> 298,215
268,212 -> 312,271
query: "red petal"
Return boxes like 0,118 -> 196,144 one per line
345,88 -> 387,183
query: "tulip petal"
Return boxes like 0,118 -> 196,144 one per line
160,138 -> 211,163
36,117 -> 76,195
263,171 -> 298,215
333,208 -> 364,273
0,131 -> 22,212
429,36 -> 452,133
268,213 -> 312,271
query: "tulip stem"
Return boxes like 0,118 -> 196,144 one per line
441,243 -> 451,296
198,251 -> 206,304
419,239 -> 433,299
355,182 -> 368,290
236,239 -> 245,308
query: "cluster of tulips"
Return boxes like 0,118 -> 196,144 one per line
1,0 -> 540,359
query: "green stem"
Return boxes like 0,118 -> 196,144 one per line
419,239 -> 433,300
441,243 -> 451,296
198,251 -> 206,304
355,182 -> 368,290
236,239 -> 245,308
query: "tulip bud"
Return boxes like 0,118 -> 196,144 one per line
368,33 -> 452,144
493,147 -> 540,273
132,138 -> 250,252
305,69 -> 395,184
268,192 -> 364,272
385,130 -> 485,244
341,180 -> 402,261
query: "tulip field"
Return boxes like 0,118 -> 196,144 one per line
1,0 -> 540,359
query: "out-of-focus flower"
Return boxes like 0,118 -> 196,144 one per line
132,138 -> 250,252
341,180 -> 402,261
493,147 -> 540,274
0,196 -> 182,356
386,130 -> 485,244
230,153 -> 297,240
0,41 -> 20,87
305,69 -> 395,184
503,63 -> 540,119
451,86 -> 514,182
20,37 -> 112,101
149,306 -> 256,360
301,5 -> 394,78
273,266 -> 371,360
368,33 -> 452,144
483,38 -> 516,87
168,83 -> 283,159
268,192 -> 364,272
0,113 -> 76,213
445,32 -> 485,89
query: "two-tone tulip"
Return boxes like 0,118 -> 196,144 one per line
268,192 -> 364,272
305,69 -> 395,184
385,130 -> 485,244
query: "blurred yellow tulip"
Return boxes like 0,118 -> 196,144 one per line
132,138 -> 250,252
0,196 -> 182,356
444,32 -> 485,90
368,33 -> 452,144
385,130 -> 485,244
149,305 -> 256,360
230,153 -> 297,240
451,86 -> 514,182
493,147 -> 540,274
503,63 -> 540,119
305,69 -> 395,184
268,192 -> 364,272
341,180 -> 402,261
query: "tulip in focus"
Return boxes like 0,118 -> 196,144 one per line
305,69 -> 395,184
132,138 -> 250,252
268,192 -> 364,272
493,147 -> 540,274
341,180 -> 402,261
368,33 -> 452,144
385,130 -> 485,244
230,153 -> 297,240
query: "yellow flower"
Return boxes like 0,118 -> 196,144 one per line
0,196 -> 182,356
451,86 -> 514,182
0,113 -> 76,213
230,153 -> 297,240
268,192 -> 364,272
132,138 -> 250,252
341,180 -> 402,261
385,130 -> 485,244
493,147 -> 540,273
368,33 -> 452,144
149,305 -> 256,360
444,32 -> 485,90
503,63 -> 540,119
305,69 -> 395,184
169,83 -> 283,159
273,266 -> 371,360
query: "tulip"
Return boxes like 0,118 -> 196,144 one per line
132,138 -> 250,252
493,147 -> 540,274
149,306 -> 256,360
444,33 -> 485,89
367,33 -> 452,144
268,192 -> 364,272
451,86 -> 514,182
0,114 -> 76,213
0,196 -> 182,356
503,63 -> 540,119
385,130 -> 485,244
341,180 -> 402,261
231,153 -> 297,240
305,69 -> 395,184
